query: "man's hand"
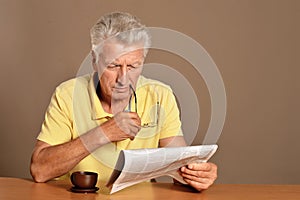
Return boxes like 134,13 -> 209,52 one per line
179,162 -> 217,191
159,137 -> 217,191
101,111 -> 141,142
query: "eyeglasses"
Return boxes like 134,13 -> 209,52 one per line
128,84 -> 138,113
127,85 -> 160,128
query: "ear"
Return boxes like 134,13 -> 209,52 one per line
91,50 -> 97,71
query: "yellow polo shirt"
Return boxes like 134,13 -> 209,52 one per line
37,73 -> 182,182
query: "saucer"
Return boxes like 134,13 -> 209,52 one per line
71,186 -> 99,193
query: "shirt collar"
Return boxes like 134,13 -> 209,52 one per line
88,72 -> 113,120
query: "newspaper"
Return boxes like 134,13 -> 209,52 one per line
106,144 -> 218,194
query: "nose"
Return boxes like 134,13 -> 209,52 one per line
117,65 -> 129,85
119,65 -> 127,77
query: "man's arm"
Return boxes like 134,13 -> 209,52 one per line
30,125 -> 105,183
30,112 -> 140,183
159,136 -> 217,191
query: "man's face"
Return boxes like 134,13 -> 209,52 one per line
93,42 -> 144,103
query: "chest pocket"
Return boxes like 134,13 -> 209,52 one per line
137,103 -> 164,139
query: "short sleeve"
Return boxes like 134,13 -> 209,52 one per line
158,88 -> 183,139
37,85 -> 73,145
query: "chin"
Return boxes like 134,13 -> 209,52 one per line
111,92 -> 130,101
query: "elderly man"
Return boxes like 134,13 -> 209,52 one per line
30,12 -> 217,191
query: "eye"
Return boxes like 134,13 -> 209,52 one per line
107,64 -> 121,70
127,65 -> 135,70
127,63 -> 142,70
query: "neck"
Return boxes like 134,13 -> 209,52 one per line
101,98 -> 129,114
96,82 -> 131,114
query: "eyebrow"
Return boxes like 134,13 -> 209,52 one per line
130,60 -> 143,65
108,59 -> 143,65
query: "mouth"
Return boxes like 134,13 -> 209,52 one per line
113,87 -> 129,93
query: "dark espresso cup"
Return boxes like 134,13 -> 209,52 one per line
71,171 -> 98,189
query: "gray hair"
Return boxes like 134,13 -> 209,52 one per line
90,12 -> 151,61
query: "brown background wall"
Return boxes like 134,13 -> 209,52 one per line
0,0 -> 299,184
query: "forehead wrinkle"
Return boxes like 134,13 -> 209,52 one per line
108,51 -> 144,64
101,41 -> 144,58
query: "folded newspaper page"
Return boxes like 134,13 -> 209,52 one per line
106,144 -> 218,194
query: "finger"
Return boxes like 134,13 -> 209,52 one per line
181,172 -> 212,183
128,119 -> 141,128
183,178 -> 212,191
128,112 -> 141,126
120,112 -> 141,127
181,164 -> 217,179
127,111 -> 140,119
115,112 -> 140,127
181,168 -> 212,179
129,125 -> 140,135
116,111 -> 137,120
128,135 -> 135,140
187,162 -> 214,171
124,123 -> 141,140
